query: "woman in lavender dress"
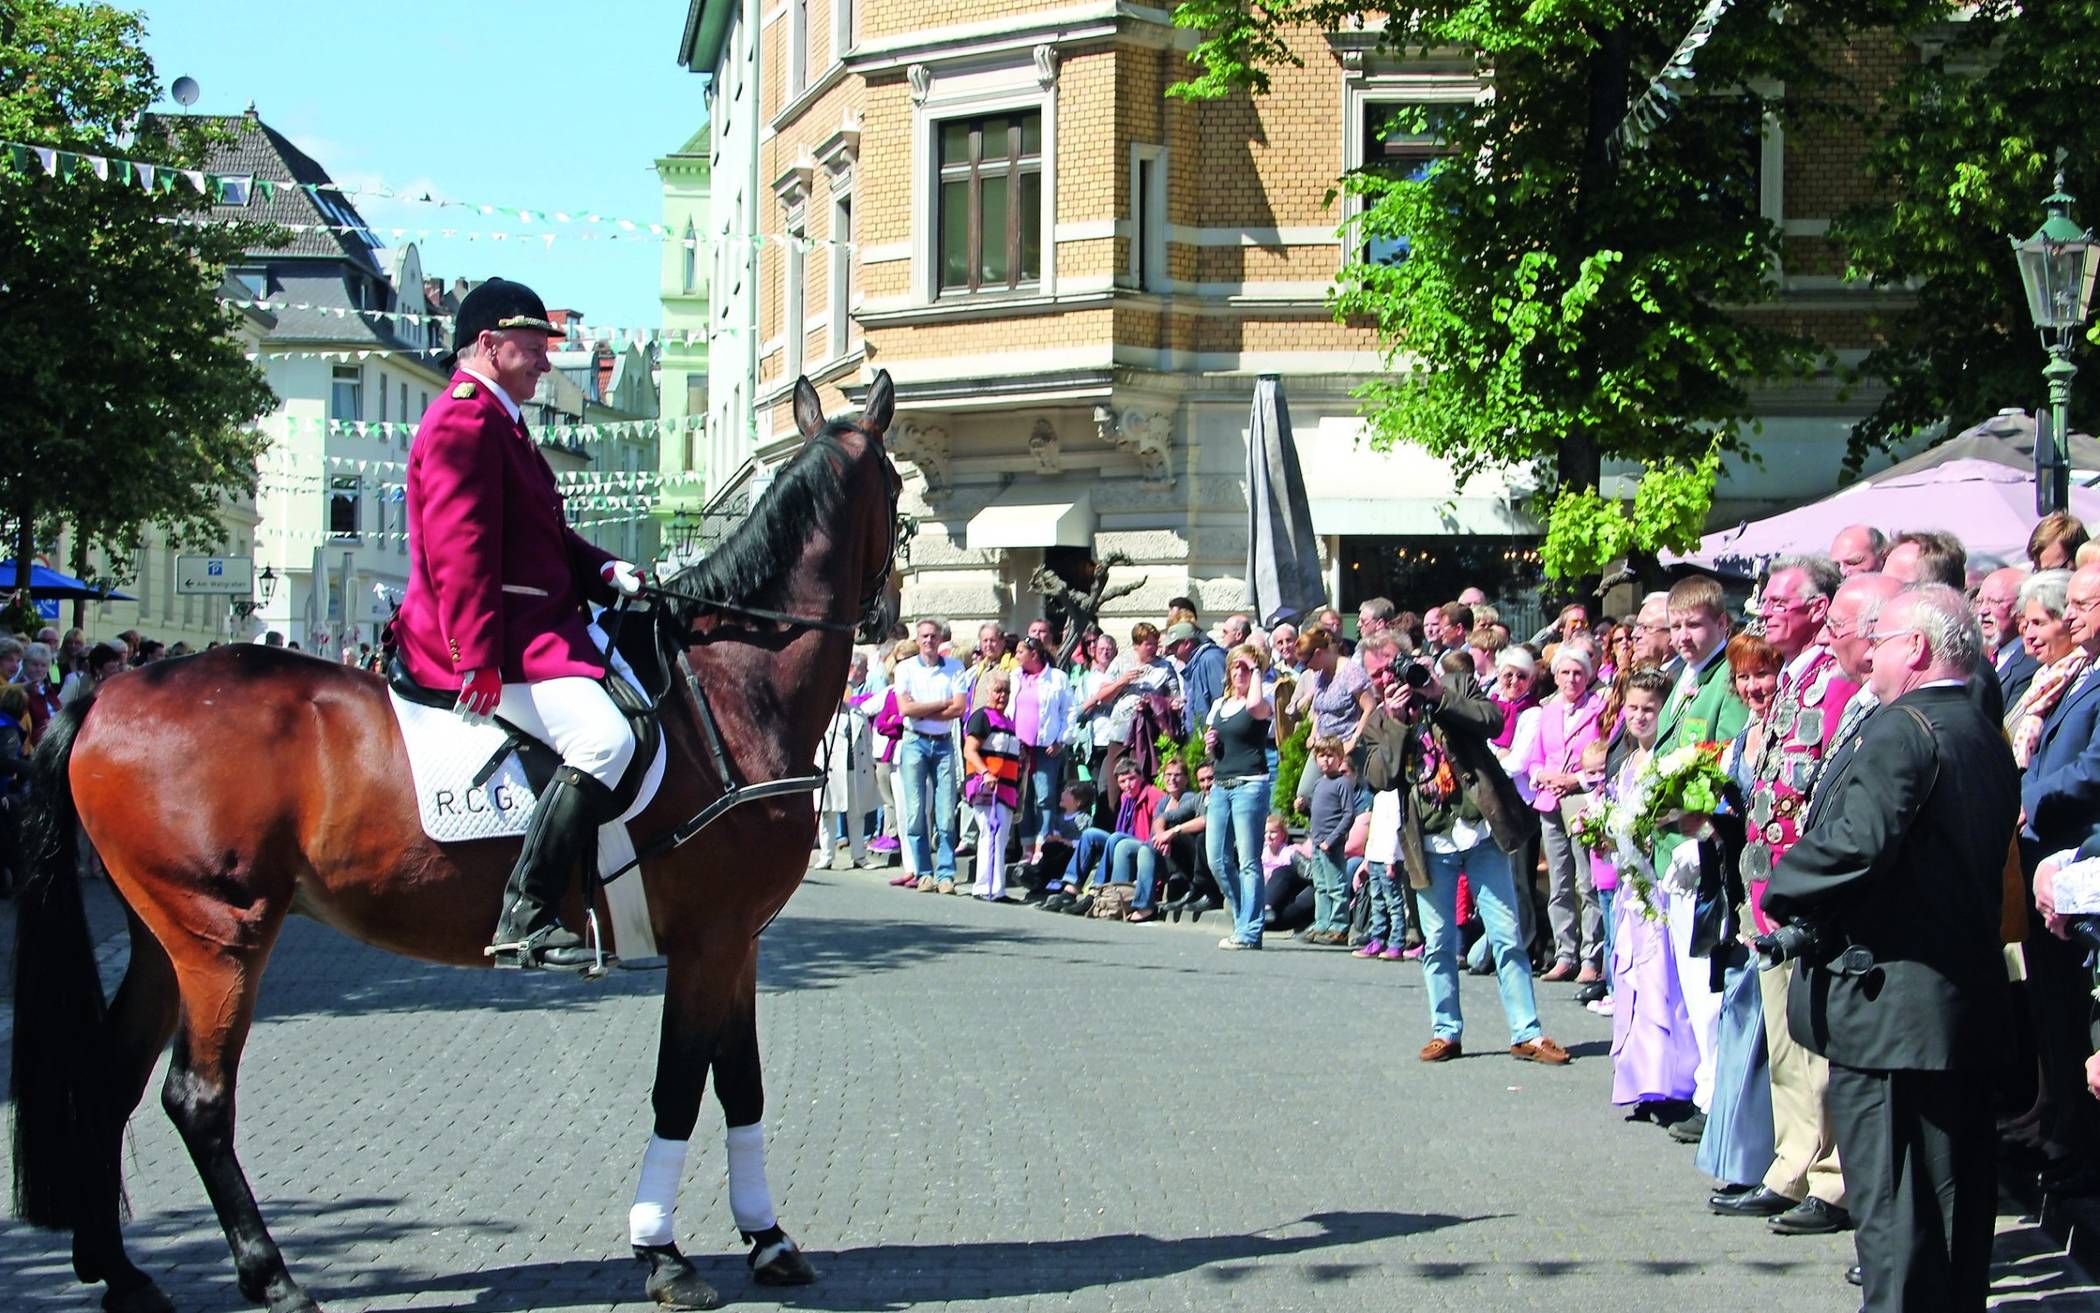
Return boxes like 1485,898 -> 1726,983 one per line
1605,668 -> 1700,1112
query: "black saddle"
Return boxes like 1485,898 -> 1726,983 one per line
387,606 -> 665,821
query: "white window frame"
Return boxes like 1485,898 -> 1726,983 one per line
831,0 -> 853,63
911,61 -> 1059,306
1340,69 -> 1481,271
787,0 -> 808,99
682,219 -> 699,292
829,188 -> 854,359
1128,144 -> 1168,292
330,365 -> 363,422
784,208 -> 807,386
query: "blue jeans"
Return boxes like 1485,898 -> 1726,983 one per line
1072,827 -> 1117,888
1363,859 -> 1408,943
1107,834 -> 1161,909
1309,849 -> 1352,934
1414,840 -> 1543,1046
900,733 -> 957,880
1021,749 -> 1065,851
1206,775 -> 1271,946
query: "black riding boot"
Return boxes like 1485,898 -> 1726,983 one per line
488,766 -> 615,971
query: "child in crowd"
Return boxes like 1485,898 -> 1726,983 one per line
1578,736 -> 1616,1013
1030,782 -> 1095,900
1259,812 -> 1314,931
1354,783 -> 1415,960
1300,735 -> 1356,945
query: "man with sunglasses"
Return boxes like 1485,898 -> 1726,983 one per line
1765,582 -> 2018,1312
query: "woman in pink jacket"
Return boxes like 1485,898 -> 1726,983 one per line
1517,643 -> 1607,983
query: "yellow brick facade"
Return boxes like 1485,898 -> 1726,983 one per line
707,2 -> 1914,631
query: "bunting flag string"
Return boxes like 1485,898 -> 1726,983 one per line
164,213 -> 842,252
259,511 -> 654,545
219,297 -> 751,349
270,458 -> 705,492
1610,0 -> 1740,159
4,138 -> 852,250
258,413 -> 706,445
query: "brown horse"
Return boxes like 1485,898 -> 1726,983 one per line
10,374 -> 900,1313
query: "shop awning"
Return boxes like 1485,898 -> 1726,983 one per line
1298,418 -> 1538,537
966,488 -> 1095,549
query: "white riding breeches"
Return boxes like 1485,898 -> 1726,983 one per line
493,676 -> 635,790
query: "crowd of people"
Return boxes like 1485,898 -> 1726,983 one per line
811,509 -> 2100,1312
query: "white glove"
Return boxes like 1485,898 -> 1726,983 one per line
601,559 -> 644,597
1659,840 -> 1700,898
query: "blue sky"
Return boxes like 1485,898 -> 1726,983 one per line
135,0 -> 706,332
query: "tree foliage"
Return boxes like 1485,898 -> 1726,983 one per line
1832,1 -> 2100,469
1169,0 -> 1942,577
0,0 -> 275,591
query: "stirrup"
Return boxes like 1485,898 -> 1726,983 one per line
485,911 -> 616,977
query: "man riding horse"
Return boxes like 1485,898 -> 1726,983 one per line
392,276 -> 646,970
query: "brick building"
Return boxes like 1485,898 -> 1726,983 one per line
678,3 -> 1912,634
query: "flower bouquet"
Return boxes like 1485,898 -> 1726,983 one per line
1570,799 -> 1614,856
1612,742 -> 1731,920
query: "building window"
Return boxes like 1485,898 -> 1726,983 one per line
787,0 -> 808,98
330,365 -> 363,421
682,220 -> 699,293
937,112 -> 1043,295
1357,102 -> 1445,266
398,383 -> 408,433
231,267 -> 267,297
829,194 -> 853,357
328,477 -> 362,539
833,0 -> 853,60
1130,146 -> 1167,292
377,376 -> 389,423
784,217 -> 806,385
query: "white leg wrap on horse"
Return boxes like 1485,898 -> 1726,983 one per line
725,1121 -> 778,1233
628,1135 -> 689,1247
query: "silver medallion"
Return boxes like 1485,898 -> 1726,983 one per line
1749,790 -> 1776,827
1797,709 -> 1825,746
1743,841 -> 1773,879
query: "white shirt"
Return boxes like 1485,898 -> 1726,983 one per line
458,366 -> 523,423
1366,789 -> 1402,864
895,655 -> 966,735
1499,705 -> 1544,804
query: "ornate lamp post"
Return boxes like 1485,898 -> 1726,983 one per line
231,565 -> 276,620
2011,172 -> 2100,516
667,508 -> 700,563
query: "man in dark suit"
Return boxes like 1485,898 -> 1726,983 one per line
2018,562 -> 2100,1192
1764,583 -> 2020,1312
1976,566 -> 2039,711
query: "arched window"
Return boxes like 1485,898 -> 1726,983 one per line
682,220 -> 698,293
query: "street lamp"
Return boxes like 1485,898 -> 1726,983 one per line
2011,171 -> 2100,516
668,508 -> 700,559
232,564 -> 277,620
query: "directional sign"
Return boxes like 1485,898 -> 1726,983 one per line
175,555 -> 254,596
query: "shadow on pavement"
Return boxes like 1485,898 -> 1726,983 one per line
327,1210 -> 1478,1311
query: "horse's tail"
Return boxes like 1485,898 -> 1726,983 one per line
11,691 -> 115,1230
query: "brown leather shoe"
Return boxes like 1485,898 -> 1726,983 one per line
1418,1037 -> 1463,1062
1511,1037 -> 1571,1065
1541,961 -> 1579,982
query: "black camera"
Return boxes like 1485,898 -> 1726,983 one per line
2064,915 -> 2100,957
1751,919 -> 1874,975
1401,661 -> 1432,690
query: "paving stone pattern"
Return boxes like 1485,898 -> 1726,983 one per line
1,866 -> 2093,1312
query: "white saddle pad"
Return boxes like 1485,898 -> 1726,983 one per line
388,621 -> 667,957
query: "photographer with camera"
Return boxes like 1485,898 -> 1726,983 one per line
1358,644 -> 1566,1066
1760,583 -> 2019,1312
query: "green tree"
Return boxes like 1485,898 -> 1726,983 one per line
0,0 -> 274,603
1832,3 -> 2100,469
1170,1 -> 1942,577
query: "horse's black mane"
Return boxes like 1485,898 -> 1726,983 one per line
667,425 -> 856,624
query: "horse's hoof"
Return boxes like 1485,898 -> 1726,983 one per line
101,1280 -> 176,1313
636,1244 -> 721,1311
745,1227 -> 817,1286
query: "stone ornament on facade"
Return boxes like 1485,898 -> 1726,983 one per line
1094,404 -> 1175,488
907,63 -> 931,105
1027,417 -> 1061,474
1033,44 -> 1061,89
889,420 -> 951,498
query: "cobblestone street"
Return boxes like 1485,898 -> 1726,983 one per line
3,865 -> 2094,1312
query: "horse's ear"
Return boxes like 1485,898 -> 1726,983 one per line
863,369 -> 895,438
793,376 -> 825,440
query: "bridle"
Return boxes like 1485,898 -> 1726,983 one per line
643,433 -> 901,641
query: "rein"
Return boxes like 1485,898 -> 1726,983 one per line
640,582 -> 859,634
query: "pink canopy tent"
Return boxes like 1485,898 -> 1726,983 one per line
1682,458 -> 2100,574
